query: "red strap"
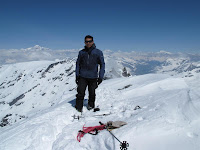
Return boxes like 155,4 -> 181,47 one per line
77,130 -> 85,142
77,124 -> 106,142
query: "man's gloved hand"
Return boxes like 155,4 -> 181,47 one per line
97,78 -> 102,85
76,76 -> 79,84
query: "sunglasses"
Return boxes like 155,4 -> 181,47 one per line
85,40 -> 93,43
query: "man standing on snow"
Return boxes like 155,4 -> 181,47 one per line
75,35 -> 105,112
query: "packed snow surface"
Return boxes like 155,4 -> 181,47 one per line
0,60 -> 200,150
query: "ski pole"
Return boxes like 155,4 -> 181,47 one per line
99,122 -> 129,150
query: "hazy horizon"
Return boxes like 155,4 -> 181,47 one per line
0,44 -> 199,54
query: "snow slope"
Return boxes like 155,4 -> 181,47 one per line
0,59 -> 200,150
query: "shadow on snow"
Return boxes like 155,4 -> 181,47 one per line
68,98 -> 89,108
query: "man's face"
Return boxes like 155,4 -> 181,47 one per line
85,38 -> 94,48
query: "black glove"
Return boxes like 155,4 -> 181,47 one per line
97,78 -> 102,85
76,76 -> 79,84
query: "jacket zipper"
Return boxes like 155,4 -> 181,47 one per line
86,53 -> 90,71
87,53 -> 89,65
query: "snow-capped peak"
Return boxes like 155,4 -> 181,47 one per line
157,50 -> 172,55
23,45 -> 50,51
33,45 -> 42,49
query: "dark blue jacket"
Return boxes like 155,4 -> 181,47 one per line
76,44 -> 105,79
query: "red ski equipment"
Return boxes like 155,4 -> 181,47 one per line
77,124 -> 106,142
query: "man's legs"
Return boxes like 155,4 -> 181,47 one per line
88,78 -> 98,108
75,77 -> 87,111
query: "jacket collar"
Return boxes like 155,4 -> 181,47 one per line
84,43 -> 96,55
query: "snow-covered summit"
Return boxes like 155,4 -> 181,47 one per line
23,45 -> 51,51
0,45 -> 200,150
156,50 -> 172,55
0,59 -> 200,150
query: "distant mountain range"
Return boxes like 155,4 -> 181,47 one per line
0,45 -> 200,78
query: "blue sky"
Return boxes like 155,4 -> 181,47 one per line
0,0 -> 200,52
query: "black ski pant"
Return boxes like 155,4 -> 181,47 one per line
76,77 -> 98,111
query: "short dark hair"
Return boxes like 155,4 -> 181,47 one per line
85,35 -> 93,41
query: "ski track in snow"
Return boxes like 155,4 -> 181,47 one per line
0,60 -> 200,150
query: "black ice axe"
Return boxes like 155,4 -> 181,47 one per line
99,121 -> 129,150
